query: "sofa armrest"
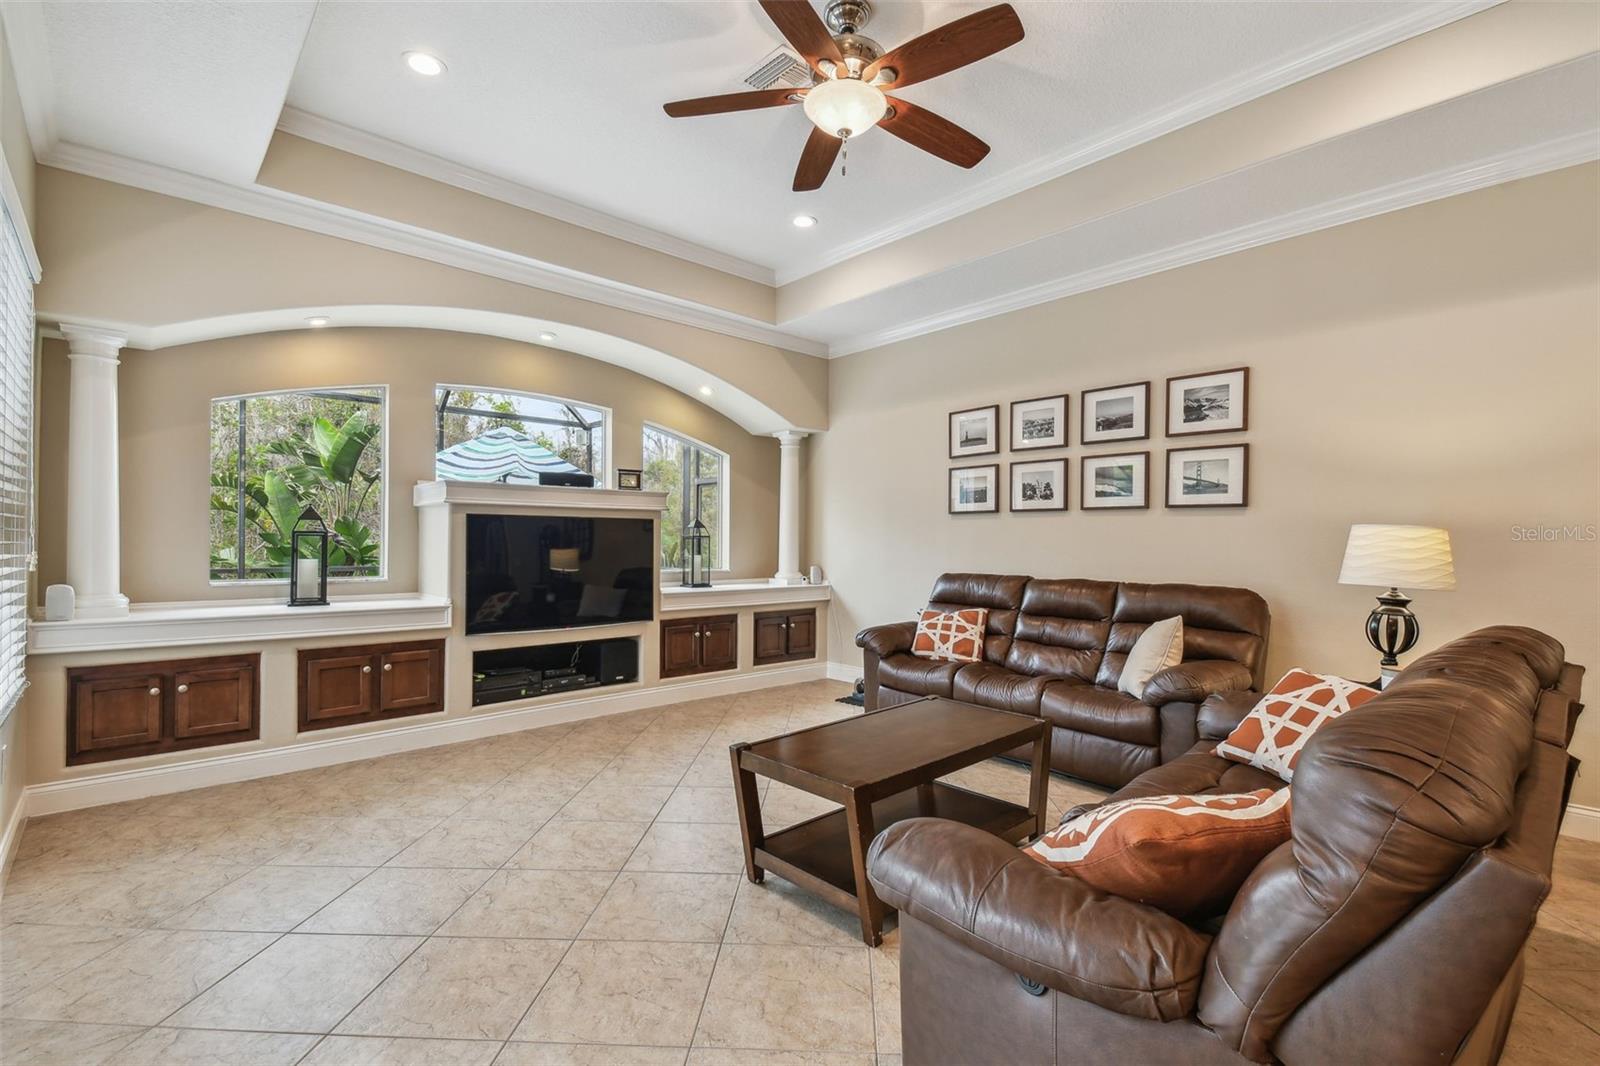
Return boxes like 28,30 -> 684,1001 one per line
1198,690 -> 1261,741
1142,660 -> 1253,707
867,818 -> 1211,1022
856,620 -> 916,658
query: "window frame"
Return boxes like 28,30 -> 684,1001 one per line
207,383 -> 390,587
0,196 -> 33,727
434,383 -> 613,489
642,421 -> 730,580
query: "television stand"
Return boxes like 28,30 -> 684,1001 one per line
472,637 -> 639,707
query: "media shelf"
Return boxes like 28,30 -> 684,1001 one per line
472,636 -> 639,707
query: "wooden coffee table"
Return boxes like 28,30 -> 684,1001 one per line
729,696 -> 1051,946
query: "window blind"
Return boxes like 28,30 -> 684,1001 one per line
0,202 -> 33,725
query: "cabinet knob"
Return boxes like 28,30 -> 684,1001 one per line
383,663 -> 393,672
176,684 -> 189,694
782,622 -> 789,629
362,665 -> 372,674
148,687 -> 160,696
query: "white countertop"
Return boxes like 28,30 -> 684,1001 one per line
659,581 -> 831,612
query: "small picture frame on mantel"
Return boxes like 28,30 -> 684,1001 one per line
616,468 -> 642,490
949,404 -> 1000,459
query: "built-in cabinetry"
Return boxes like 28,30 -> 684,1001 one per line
660,614 -> 738,678
67,653 -> 259,765
298,639 -> 445,731
753,608 -> 817,665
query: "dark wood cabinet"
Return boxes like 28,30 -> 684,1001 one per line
299,639 -> 445,731
660,614 -> 738,679
754,608 -> 818,665
68,654 -> 259,765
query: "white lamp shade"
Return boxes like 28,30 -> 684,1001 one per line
1338,524 -> 1456,591
548,547 -> 581,572
802,78 -> 886,138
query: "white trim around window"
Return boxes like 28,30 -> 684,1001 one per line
643,421 -> 730,579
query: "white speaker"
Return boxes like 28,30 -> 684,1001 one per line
808,564 -> 824,585
44,584 -> 75,622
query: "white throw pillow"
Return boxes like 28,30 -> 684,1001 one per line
1118,615 -> 1185,698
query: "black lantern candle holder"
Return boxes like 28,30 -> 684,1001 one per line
682,517 -> 712,589
288,506 -> 331,606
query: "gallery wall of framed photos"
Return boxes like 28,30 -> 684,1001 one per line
946,367 -> 1251,515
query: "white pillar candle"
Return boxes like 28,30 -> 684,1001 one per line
296,556 -> 322,598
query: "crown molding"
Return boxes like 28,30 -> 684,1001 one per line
40,141 -> 828,358
774,0 -> 1502,285
828,131 -> 1599,357
277,107 -> 776,286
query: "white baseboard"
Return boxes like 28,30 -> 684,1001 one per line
1561,803 -> 1600,843
0,793 -> 26,881
23,662 -> 829,818
827,661 -> 859,684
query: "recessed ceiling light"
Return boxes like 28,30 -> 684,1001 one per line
403,51 -> 446,77
698,385 -> 714,397
538,331 -> 557,343
305,315 -> 330,328
792,214 -> 818,229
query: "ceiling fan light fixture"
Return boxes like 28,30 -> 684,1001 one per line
802,77 -> 886,139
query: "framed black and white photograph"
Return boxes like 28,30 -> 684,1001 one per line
1081,382 -> 1150,444
1166,444 -> 1248,507
1010,394 -> 1068,451
1167,367 -> 1248,436
1010,459 -> 1067,511
949,404 -> 1000,458
949,464 -> 1001,514
1081,452 -> 1148,510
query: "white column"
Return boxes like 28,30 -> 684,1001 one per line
62,325 -> 130,618
771,430 -> 808,586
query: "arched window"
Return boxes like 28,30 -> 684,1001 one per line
435,386 -> 609,485
643,424 -> 728,573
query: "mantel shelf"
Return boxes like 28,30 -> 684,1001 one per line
413,480 -> 668,512
660,581 -> 831,613
29,595 -> 453,655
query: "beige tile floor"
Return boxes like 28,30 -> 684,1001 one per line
0,679 -> 1593,1065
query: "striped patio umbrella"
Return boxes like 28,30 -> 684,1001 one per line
435,427 -> 582,483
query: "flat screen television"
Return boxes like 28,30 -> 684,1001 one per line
465,514 -> 655,635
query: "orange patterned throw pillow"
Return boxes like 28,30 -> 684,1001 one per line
911,608 -> 988,663
1216,669 -> 1381,782
1025,789 -> 1292,917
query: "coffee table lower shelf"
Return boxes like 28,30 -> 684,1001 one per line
752,782 -> 1034,913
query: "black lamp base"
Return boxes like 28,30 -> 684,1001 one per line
1364,587 -> 1419,670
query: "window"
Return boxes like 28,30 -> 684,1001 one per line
435,386 -> 607,485
0,201 -> 33,723
209,387 -> 385,582
643,424 -> 727,573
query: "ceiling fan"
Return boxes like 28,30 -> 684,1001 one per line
663,0 -> 1025,191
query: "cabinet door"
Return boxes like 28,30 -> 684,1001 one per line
302,653 -> 374,726
173,662 -> 256,739
785,610 -> 817,660
380,646 -> 444,714
753,613 -> 790,665
72,673 -> 164,754
699,616 -> 738,673
660,619 -> 703,679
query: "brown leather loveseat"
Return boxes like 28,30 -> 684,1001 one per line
856,573 -> 1271,787
867,626 -> 1586,1066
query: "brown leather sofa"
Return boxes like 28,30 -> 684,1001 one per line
856,573 -> 1271,787
867,626 -> 1586,1066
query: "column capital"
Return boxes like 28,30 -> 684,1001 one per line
772,429 -> 810,446
61,324 -> 128,362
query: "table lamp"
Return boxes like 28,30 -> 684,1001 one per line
1338,524 -> 1456,685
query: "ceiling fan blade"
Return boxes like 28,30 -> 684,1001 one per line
881,98 -> 990,168
760,0 -> 845,76
663,87 -> 804,118
864,4 -> 1024,90
793,126 -> 842,191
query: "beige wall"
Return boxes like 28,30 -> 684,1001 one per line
0,18 -> 33,231
810,163 -> 1600,805
36,327 -> 782,603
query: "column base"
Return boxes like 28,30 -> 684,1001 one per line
72,593 -> 131,619
769,573 -> 807,587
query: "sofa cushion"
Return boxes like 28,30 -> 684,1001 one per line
911,607 -> 987,663
1026,788 -> 1293,918
1097,582 -> 1270,690
1118,615 -> 1184,698
878,653 -> 963,698
928,573 -> 1029,666
1215,669 -> 1380,782
1040,682 -> 1159,746
1003,578 -> 1115,682
953,663 -> 1050,714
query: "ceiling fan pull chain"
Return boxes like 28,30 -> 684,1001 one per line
841,131 -> 850,177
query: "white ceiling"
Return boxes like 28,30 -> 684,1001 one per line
19,0 -> 1457,273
